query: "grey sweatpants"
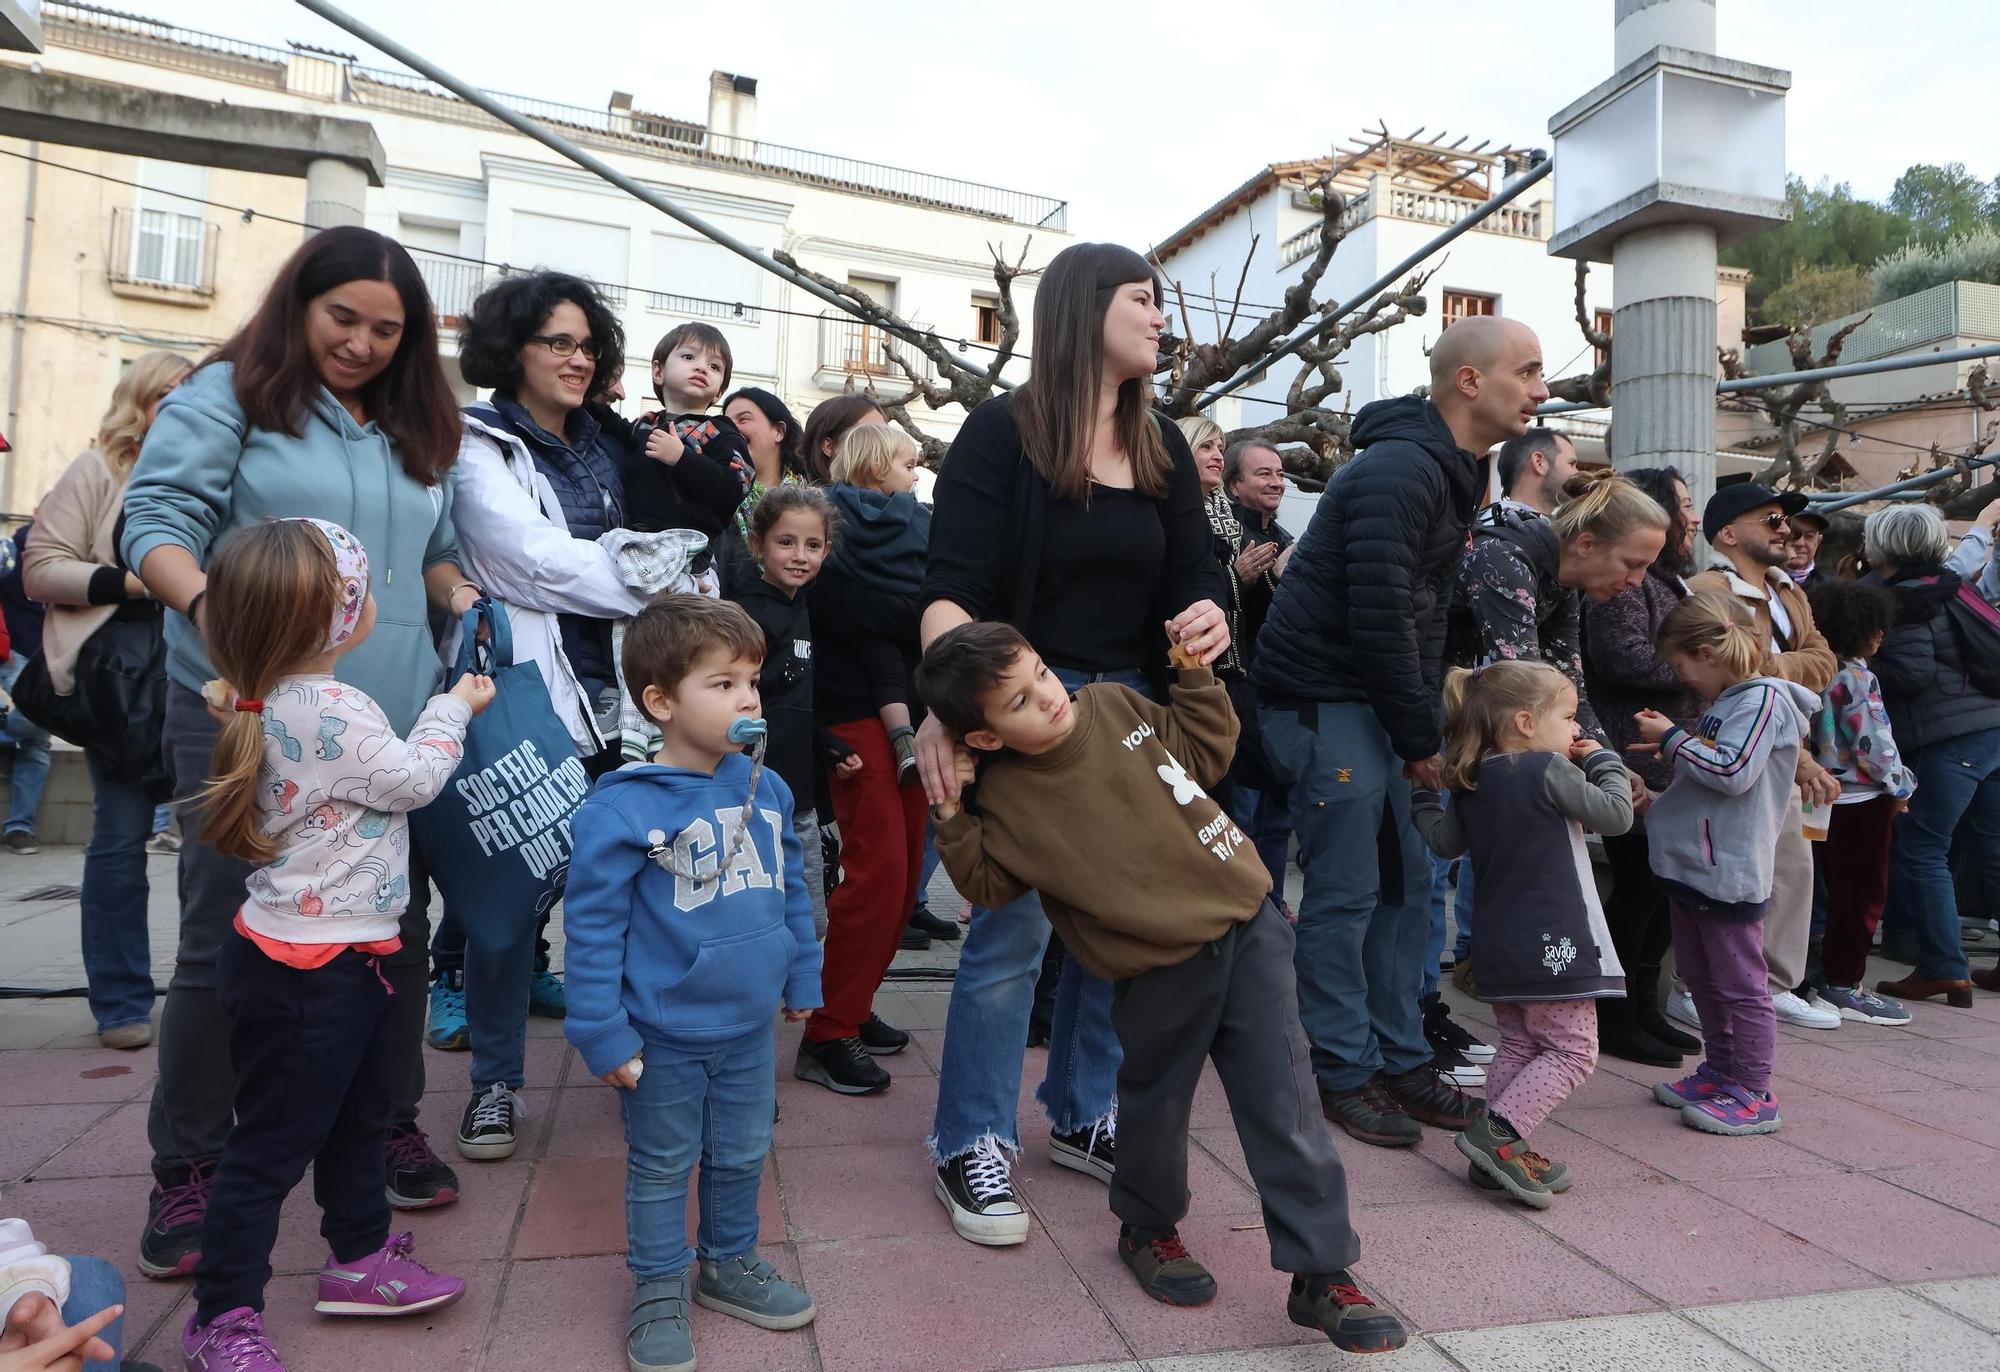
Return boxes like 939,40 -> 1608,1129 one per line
148,684 -> 433,1166
1109,901 -> 1360,1277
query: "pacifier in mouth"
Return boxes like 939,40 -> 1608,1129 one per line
727,717 -> 768,745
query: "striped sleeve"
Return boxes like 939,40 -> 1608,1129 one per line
1662,684 -> 1784,797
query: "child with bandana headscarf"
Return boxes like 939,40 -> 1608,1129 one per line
180,518 -> 494,1372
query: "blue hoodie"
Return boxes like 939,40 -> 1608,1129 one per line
563,754 -> 822,1076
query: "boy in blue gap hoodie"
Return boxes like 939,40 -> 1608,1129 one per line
564,594 -> 821,1372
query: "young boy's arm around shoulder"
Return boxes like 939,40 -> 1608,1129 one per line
1543,742 -> 1636,837
562,796 -> 649,1088
929,746 -> 1033,912
1127,656 -> 1239,790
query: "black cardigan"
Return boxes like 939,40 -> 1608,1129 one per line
921,394 -> 1224,683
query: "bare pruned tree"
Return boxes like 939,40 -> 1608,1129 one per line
1544,262 -> 1612,408
773,239 -> 1034,466
1719,313 -> 1871,490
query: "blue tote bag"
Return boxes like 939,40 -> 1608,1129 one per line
412,600 -> 591,925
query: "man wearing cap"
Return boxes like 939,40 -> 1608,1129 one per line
1785,508 -> 1832,591
1685,484 -> 1843,1033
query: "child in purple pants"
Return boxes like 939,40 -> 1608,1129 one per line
1634,593 -> 1819,1136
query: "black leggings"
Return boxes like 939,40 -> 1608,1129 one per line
1601,826 -> 1674,972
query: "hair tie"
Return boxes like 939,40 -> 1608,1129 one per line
234,698 -> 264,713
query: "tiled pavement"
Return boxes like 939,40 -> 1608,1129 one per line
3,845 -> 1998,1370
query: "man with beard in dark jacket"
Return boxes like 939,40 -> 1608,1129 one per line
1253,316 -> 1550,1149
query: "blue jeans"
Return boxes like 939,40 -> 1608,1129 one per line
60,1253 -> 126,1366
1229,783 -> 1293,906
620,1025 -> 774,1281
928,666 -> 1136,1160
1424,841 -> 1475,999
1893,726 -> 2000,981
1259,701 -> 1433,1093
153,803 -> 172,836
81,751 -> 156,1032
0,654 -> 51,835
911,819 -> 942,913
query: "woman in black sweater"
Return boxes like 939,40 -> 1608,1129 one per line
915,242 -> 1227,1246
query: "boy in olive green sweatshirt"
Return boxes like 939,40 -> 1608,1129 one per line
918,622 -> 1402,1355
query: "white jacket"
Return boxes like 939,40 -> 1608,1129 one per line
449,411 -> 649,752
0,1218 -> 68,1330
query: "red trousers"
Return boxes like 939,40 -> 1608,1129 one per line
807,719 -> 927,1042
1819,794 -> 1899,987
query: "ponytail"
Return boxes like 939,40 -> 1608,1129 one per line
1439,660 -> 1574,791
1553,469 -> 1670,547
1655,590 -> 1764,686
199,522 -> 345,864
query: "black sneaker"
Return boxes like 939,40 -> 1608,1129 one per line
793,1035 -> 891,1095
137,1157 -> 215,1278
385,1124 -> 460,1209
1118,1226 -> 1217,1306
1320,1080 -> 1421,1148
1288,1272 -> 1408,1354
1049,1111 -> 1116,1184
1431,1047 -> 1486,1090
907,904 -> 961,942
820,826 -> 843,896
857,1014 -> 910,1056
1423,993 -> 1494,1064
899,925 -> 933,951
456,1082 -> 524,1161
1383,1064 -> 1481,1130
934,1138 -> 1029,1246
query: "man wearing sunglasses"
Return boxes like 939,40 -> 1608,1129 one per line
1682,484 -> 1843,1034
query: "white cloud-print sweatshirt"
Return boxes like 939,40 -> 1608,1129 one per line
241,674 -> 472,946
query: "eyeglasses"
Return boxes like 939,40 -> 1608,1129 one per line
1741,512 -> 1790,531
528,334 -> 600,360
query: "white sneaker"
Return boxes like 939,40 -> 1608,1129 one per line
1432,1053 -> 1486,1089
1665,989 -> 1702,1032
1771,989 -> 1841,1030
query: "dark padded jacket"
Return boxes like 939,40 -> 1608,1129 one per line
1868,566 -> 2000,752
1250,396 -> 1483,761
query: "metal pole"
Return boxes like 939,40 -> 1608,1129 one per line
1806,456 -> 1999,514
1536,341 -> 2000,417
292,0 -> 1010,387
1192,155 -> 1554,412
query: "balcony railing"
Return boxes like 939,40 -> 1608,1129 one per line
40,1 -> 1068,229
1279,185 -> 1545,267
815,317 -> 931,386
409,250 -> 493,322
107,206 -> 218,297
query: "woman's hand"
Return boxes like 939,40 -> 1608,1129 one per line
449,673 -> 497,715
646,424 -> 686,468
917,713 -> 969,807
448,583 -> 483,619
1168,599 -> 1230,667
1232,542 -> 1278,582
833,753 -> 863,780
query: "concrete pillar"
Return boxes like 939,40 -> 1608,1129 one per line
1614,0 -> 1715,65
1610,222 -> 1718,495
304,157 -> 367,234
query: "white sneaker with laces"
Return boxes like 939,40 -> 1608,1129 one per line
1665,988 -> 1702,1032
1771,989 -> 1841,1030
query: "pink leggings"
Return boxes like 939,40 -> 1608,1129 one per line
1487,1000 -> 1599,1138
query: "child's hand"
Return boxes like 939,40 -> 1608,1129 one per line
782,1008 -> 811,1022
599,1056 -> 642,1091
646,424 -> 686,467
450,673 -> 497,715
0,1295 -> 120,1369
1800,765 -> 1841,808
1567,734 -> 1599,762
201,678 -> 237,725
1629,710 -> 1673,752
833,753 -> 863,780
1163,619 -> 1204,671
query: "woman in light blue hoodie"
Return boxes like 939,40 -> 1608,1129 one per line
120,227 -> 482,1276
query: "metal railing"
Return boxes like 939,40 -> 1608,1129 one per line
817,316 -> 930,381
408,250 -> 492,321
40,1 -> 1068,228
1743,281 -> 2000,374
646,290 -> 762,325
106,206 -> 218,296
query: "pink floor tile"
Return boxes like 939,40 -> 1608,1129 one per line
546,1083 -> 628,1159
0,1048 -> 155,1105
6,1101 -> 122,1180
1776,1091 -> 2000,1171
1555,1099 -> 1838,1182
1700,1171 -> 2000,1281
1356,1199 -> 1657,1332
5,1175 -> 157,1284
1872,1163 -> 2000,1227
796,1231 -> 1128,1372
1024,1132 -> 1255,1226
1523,1178 -> 1878,1306
482,1251 -> 820,1372
771,1069 -> 940,1150
910,1028 -> 949,1073
1769,1037 -> 1946,1095
1843,1033 -> 2000,1089
512,1155 -> 629,1260
1865,1086 -> 2000,1149
775,1140 -> 956,1242
1048,1216 -> 1323,1359
1316,1133 -> 1465,1207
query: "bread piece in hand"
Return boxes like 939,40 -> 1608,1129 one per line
1167,638 -> 1203,671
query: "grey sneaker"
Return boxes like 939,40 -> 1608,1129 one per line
695,1254 -> 816,1331
1814,984 -> 1912,1026
2,830 -> 38,855
627,1272 -> 695,1372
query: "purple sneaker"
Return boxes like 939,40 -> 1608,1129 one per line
183,1306 -> 285,1371
1652,1061 -> 1726,1109
314,1231 -> 466,1316
1681,1082 -> 1781,1136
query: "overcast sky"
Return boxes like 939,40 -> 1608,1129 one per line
95,0 -> 1993,248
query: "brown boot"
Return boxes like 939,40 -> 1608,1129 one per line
1971,966 -> 2000,994
1877,974 -> 1974,1008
